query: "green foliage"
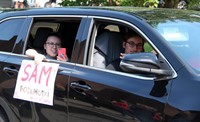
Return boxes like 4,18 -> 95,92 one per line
60,0 -> 200,8
144,43 -> 154,52
189,0 -> 200,8
61,0 -> 108,6
143,0 -> 159,8
120,0 -> 144,7
61,0 -> 145,6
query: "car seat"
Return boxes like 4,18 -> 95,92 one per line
93,31 -> 124,68
26,34 -> 34,49
33,27 -> 53,54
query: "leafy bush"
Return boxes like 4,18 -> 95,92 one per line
143,0 -> 159,8
120,0 -> 144,7
61,0 -> 108,6
60,0 -> 200,8
61,0 -> 145,6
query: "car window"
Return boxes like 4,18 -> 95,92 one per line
0,18 -> 25,52
31,22 -> 59,38
153,20 -> 200,73
91,21 -> 148,69
27,17 -> 82,61
88,19 -> 172,78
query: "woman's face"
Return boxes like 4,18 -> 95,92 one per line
44,36 -> 61,58
123,36 -> 144,54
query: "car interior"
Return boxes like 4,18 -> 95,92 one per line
27,18 -> 81,59
31,27 -> 53,54
23,16 -> 173,99
92,22 -> 150,69
26,17 -> 169,76
93,31 -> 124,68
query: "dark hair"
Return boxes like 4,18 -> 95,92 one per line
123,32 -> 144,44
44,32 -> 63,55
123,32 -> 145,52
45,32 -> 63,44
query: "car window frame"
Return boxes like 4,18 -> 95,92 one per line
23,15 -> 87,64
86,16 -> 177,80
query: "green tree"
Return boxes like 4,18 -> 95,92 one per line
60,0 -> 200,8
61,0 -> 145,6
189,0 -> 200,8
163,0 -> 200,9
61,0 -> 107,6
143,0 -> 159,8
120,0 -> 144,6
164,0 -> 179,8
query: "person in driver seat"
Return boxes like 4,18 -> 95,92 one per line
106,32 -> 144,71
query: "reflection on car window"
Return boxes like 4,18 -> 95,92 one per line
155,21 -> 200,73
0,18 -> 25,52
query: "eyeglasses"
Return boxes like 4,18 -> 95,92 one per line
45,42 -> 61,47
126,41 -> 143,48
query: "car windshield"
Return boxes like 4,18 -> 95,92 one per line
149,18 -> 200,73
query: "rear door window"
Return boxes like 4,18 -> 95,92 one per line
27,17 -> 82,62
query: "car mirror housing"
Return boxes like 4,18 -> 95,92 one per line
120,53 -> 172,76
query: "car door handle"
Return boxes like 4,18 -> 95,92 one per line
70,82 -> 98,99
3,67 -> 19,76
70,82 -> 92,92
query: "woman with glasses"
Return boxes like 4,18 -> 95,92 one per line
44,33 -> 67,60
26,32 -> 69,64
106,32 -> 144,71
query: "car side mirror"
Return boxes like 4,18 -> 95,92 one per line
120,53 -> 172,76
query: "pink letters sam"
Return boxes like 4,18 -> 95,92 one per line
14,60 -> 59,106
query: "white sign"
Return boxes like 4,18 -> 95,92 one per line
14,60 -> 59,106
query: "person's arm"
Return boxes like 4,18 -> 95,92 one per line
120,53 -> 125,58
25,49 -> 46,64
25,49 -> 38,58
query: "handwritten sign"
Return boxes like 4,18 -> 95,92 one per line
14,60 -> 59,106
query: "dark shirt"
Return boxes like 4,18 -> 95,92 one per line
46,54 -> 71,62
106,58 -> 122,71
45,55 -> 56,60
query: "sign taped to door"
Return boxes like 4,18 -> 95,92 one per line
14,60 -> 59,106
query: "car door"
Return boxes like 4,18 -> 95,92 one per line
21,16 -> 84,121
0,17 -> 28,122
68,16 -> 172,121
3,54 -> 72,122
0,15 -> 83,121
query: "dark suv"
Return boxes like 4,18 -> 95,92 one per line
0,7 -> 200,122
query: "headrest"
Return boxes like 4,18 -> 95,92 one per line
33,27 -> 53,49
95,31 -> 124,65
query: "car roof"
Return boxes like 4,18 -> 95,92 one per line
0,7 -> 138,19
107,7 -> 200,21
0,7 -> 199,21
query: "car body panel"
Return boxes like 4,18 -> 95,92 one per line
168,67 -> 200,111
68,64 -> 167,121
1,54 -> 73,121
